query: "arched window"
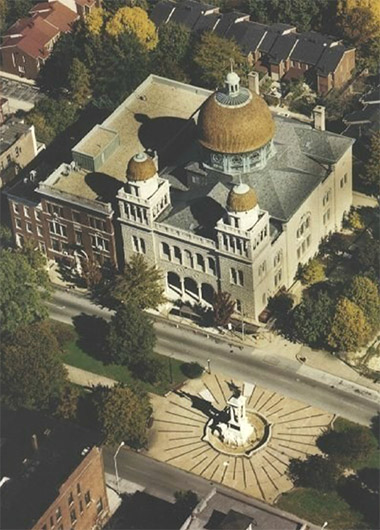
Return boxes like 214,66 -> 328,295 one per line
296,213 -> 311,239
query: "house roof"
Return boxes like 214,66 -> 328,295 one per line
168,0 -> 218,29
0,118 -> 31,155
0,407 -> 103,530
316,45 -> 348,76
1,2 -> 78,58
290,37 -> 326,66
150,0 -> 176,26
361,85 -> 380,105
212,11 -> 249,37
193,12 -> 220,33
267,33 -> 297,63
225,21 -> 268,55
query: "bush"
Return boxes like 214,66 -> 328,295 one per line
298,259 -> 326,285
50,321 -> 76,351
181,362 -> 204,379
288,455 -> 339,491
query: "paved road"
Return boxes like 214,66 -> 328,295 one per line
48,289 -> 380,425
103,447 -> 316,528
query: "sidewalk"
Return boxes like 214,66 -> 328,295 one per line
64,364 -> 116,388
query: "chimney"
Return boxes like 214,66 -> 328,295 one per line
31,434 -> 38,452
313,105 -> 326,131
248,71 -> 260,95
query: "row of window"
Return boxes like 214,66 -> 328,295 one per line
297,234 -> 311,259
13,202 -> 108,233
132,236 -> 146,254
252,226 -> 268,251
340,173 -> 348,188
230,267 -> 244,286
161,243 -> 216,275
221,234 -> 248,256
296,215 -> 311,239
41,486 -> 93,530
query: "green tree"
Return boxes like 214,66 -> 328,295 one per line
4,0 -> 34,28
344,275 -> 379,332
212,290 -> 235,327
106,302 -> 156,366
26,97 -> 79,145
192,32 -> 244,89
53,384 -> 80,421
0,224 -> 13,249
268,292 -> 294,317
328,297 -> 371,351
362,132 -> 380,193
110,253 -> 165,309
288,455 -> 339,491
20,238 -> 50,287
68,58 -> 92,107
353,233 -> 380,278
317,426 -> 378,466
174,490 -> 199,518
152,22 -> 192,82
92,383 -> 151,447
346,209 -> 364,231
298,259 -> 326,285
293,289 -> 336,347
0,322 -> 67,409
0,249 -> 50,336
338,5 -> 379,46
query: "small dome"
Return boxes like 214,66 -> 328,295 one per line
127,153 -> 156,182
226,71 -> 240,86
198,86 -> 275,154
227,183 -> 258,212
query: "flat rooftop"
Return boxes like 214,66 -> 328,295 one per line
47,75 -> 210,203
0,408 -> 103,530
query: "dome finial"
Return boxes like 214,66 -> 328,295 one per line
226,60 -> 240,98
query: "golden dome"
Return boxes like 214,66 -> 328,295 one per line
127,153 -> 156,182
227,183 -> 258,212
198,88 -> 275,154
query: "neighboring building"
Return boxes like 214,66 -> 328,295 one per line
180,488 -> 310,529
7,71 -> 353,323
151,0 -> 355,94
0,118 -> 44,188
0,407 -> 110,530
0,1 -> 79,79
343,84 -> 380,140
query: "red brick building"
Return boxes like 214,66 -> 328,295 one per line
0,1 -> 78,79
0,408 -> 110,530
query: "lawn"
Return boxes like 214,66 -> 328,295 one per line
62,327 -> 188,396
277,488 -> 367,530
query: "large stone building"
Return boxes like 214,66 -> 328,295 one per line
7,72 -> 353,323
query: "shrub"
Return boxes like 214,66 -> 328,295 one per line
181,362 -> 204,379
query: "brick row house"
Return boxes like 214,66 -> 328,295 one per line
0,0 -> 100,80
1,408 -> 110,530
151,0 -> 355,94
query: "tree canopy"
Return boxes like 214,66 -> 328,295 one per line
0,322 -> 67,409
105,6 -> 158,50
106,302 -> 156,366
328,297 -> 371,351
193,32 -> 244,89
212,290 -> 235,327
344,275 -> 379,332
288,454 -> 339,491
92,383 -> 151,447
152,22 -> 192,81
110,253 -> 165,310
362,132 -> 380,194
293,289 -> 336,347
0,249 -> 50,336
68,58 -> 92,107
299,259 -> 326,285
317,425 -> 378,466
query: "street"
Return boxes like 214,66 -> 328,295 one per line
48,289 -> 380,425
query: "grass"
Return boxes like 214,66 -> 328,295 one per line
277,488 -> 367,530
333,417 -> 380,470
62,326 -> 188,396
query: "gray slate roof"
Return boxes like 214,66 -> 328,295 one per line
225,21 -> 267,55
0,118 -> 30,154
159,115 -> 353,237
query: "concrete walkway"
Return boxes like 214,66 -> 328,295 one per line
64,364 -> 116,388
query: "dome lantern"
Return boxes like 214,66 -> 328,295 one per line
126,152 -> 158,199
226,70 -> 240,98
226,182 -> 259,230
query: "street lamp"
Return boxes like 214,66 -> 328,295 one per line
207,358 -> 211,374
113,441 -> 125,495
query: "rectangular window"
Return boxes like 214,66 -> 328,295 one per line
26,222 -> 32,233
89,217 -> 106,231
70,509 -> 76,524
96,498 -> 103,514
208,257 -> 216,275
68,492 -> 74,506
140,238 -> 146,254
39,241 -> 46,254
13,203 -> 19,214
75,231 -> 82,245
16,234 -> 24,247
49,221 -> 67,237
24,206 -> 30,218
72,211 -> 81,223
85,491 -> 91,505
35,210 -> 42,221
274,269 -> 282,287
91,235 -> 109,252
132,235 -> 139,252
344,173 -> 347,184
15,218 -> 22,229
77,483 -> 81,495
174,246 -> 182,263
196,253 -> 205,271
79,500 -> 83,514
230,268 -> 237,284
37,225 -> 43,236
47,203 -> 63,218
50,515 -> 54,527
161,242 -> 170,260
259,261 -> 266,277
238,270 -> 244,286
51,238 -> 61,252
56,507 -> 62,521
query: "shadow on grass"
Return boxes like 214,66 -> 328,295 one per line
337,471 -> 379,529
72,313 -> 109,363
